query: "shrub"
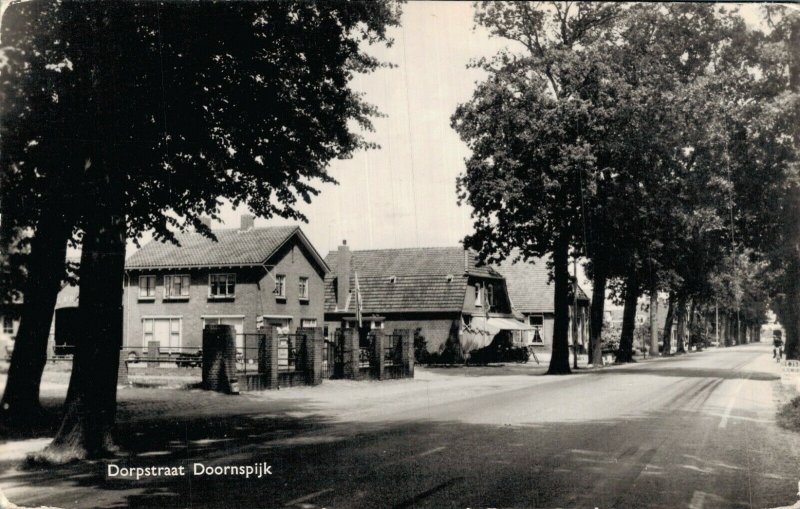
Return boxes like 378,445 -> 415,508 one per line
413,329 -> 429,364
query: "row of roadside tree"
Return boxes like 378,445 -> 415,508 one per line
452,2 -> 800,374
0,1 -> 402,461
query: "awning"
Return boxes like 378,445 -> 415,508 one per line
466,317 -> 534,335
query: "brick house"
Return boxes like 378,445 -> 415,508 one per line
323,243 -> 532,354
123,216 -> 329,356
495,255 -> 590,354
0,300 -> 21,360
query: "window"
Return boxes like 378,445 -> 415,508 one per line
529,315 -> 544,344
138,275 -> 156,299
474,284 -> 483,307
487,284 -> 495,307
202,316 -> 244,350
370,320 -> 384,330
141,317 -> 182,351
209,273 -> 236,298
164,275 -> 190,299
300,318 -> 317,328
298,277 -> 309,300
274,274 -> 286,298
143,318 -> 154,344
3,316 -> 14,334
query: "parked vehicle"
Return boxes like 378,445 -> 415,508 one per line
467,333 -> 529,365
124,349 -> 203,368
175,350 -> 203,368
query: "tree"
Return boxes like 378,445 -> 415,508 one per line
3,0 -> 401,460
453,2 -> 622,374
1,1 -> 87,422
756,7 -> 800,359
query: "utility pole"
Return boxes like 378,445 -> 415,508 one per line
572,258 -> 579,370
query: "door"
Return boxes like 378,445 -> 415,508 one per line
270,319 -> 291,370
202,317 -> 245,353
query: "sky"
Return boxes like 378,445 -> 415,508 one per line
128,2 -> 789,294
216,1 -> 505,256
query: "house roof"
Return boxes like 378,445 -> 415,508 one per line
495,254 -> 590,314
125,225 -> 329,272
323,247 -> 502,314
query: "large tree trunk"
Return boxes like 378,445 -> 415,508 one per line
661,293 -> 674,355
547,238 -> 572,375
784,19 -> 800,360
687,299 -> 696,350
675,295 -> 687,353
725,313 -> 733,346
34,165 -> 126,463
589,262 -> 607,366
649,285 -> 658,356
616,266 -> 639,363
1,212 -> 72,424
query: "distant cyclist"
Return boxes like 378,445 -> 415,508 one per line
774,336 -> 784,362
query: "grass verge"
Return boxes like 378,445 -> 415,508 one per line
777,395 -> 800,432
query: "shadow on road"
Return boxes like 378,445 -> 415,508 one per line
593,366 -> 779,381
1,389 -> 797,509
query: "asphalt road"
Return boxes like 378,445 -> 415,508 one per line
2,343 -> 799,509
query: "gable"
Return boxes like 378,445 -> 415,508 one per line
495,254 -> 589,314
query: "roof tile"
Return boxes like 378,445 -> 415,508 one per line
125,225 -> 301,269
324,247 -> 499,313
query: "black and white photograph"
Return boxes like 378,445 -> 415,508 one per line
0,1 -> 799,508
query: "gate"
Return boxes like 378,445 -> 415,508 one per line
323,330 -> 345,379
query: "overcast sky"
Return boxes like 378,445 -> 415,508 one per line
132,2 -> 786,297
225,1 -> 505,256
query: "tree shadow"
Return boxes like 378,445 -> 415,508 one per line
590,366 -> 779,381
1,392 -> 797,509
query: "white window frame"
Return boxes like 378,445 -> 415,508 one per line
529,314 -> 545,344
474,284 -> 483,307
370,320 -> 384,330
300,318 -> 317,328
163,274 -> 190,300
201,315 -> 245,351
141,316 -> 182,352
208,273 -> 236,298
138,275 -> 156,299
274,274 -> 286,299
3,316 -> 14,334
298,276 -> 309,301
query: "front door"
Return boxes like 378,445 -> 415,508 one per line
270,319 -> 291,370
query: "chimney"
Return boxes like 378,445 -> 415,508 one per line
199,216 -> 212,229
240,214 -> 254,231
337,240 -> 351,310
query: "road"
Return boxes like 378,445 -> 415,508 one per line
2,343 -> 799,508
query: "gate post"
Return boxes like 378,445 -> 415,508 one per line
396,329 -> 414,379
147,341 -> 160,367
258,327 -> 279,389
298,327 -> 323,386
372,330 -> 385,380
342,328 -> 361,380
117,349 -> 129,386
202,324 -> 237,393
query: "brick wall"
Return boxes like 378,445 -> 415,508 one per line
123,236 -> 326,354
